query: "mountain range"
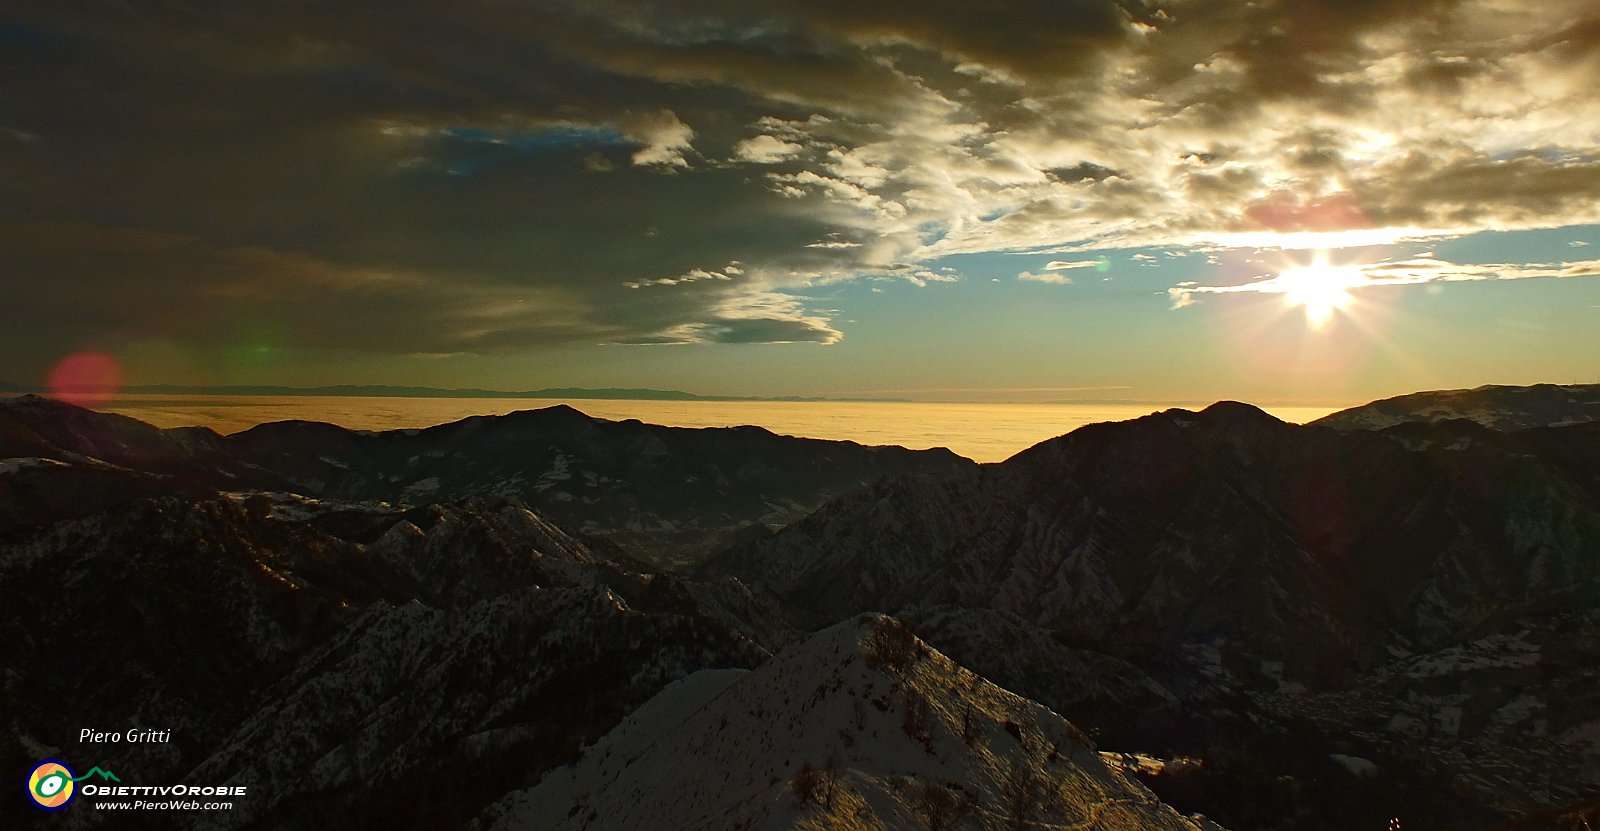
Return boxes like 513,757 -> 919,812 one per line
0,394 -> 966,568
2,384 -> 1597,830
707,400 -> 1600,827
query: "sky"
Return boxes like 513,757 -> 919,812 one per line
3,1 -> 1598,405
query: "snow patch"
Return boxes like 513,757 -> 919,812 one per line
1329,754 -> 1377,778
401,477 -> 442,502
1404,632 -> 1540,679
0,457 -> 70,474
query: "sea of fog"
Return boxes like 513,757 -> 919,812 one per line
96,395 -> 1341,463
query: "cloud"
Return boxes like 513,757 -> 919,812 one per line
1018,270 -> 1073,285
733,134 -> 805,164
1043,259 -> 1102,270
1168,255 -> 1600,308
0,222 -> 606,354
623,110 -> 696,168
624,290 -> 842,344
624,264 -> 742,289
2,0 -> 1598,376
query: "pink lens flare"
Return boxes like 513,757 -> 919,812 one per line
46,352 -> 124,406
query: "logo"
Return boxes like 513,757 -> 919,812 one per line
26,760 -> 119,812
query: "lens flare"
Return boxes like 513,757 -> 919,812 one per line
47,353 -> 123,406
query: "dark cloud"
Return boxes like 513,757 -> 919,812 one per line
0,221 -> 609,353
1361,154 -> 1600,229
1,0 -> 1596,377
772,0 -> 1137,80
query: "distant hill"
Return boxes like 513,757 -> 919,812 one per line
0,394 -> 969,568
1313,383 -> 1600,431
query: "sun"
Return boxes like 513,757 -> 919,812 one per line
1269,254 -> 1368,329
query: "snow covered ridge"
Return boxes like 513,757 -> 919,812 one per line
1313,382 -> 1600,432
482,615 -> 1223,831
0,456 -> 69,475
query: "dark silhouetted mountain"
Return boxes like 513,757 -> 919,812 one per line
1314,383 -> 1600,431
707,402 -> 1600,827
711,403 -> 1600,666
0,395 -> 971,567
223,404 -> 971,567
0,394 -> 238,473
0,395 -> 297,537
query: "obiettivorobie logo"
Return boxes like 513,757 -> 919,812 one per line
24,758 -> 247,813
26,759 -> 120,812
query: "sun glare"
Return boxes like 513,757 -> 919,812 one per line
1270,255 -> 1368,329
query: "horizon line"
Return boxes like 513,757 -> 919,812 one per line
0,381 -> 1364,409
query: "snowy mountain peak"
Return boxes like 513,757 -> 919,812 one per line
1313,382 -> 1600,432
481,614 -> 1219,831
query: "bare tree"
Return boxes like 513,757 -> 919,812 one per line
866,616 -> 919,670
794,754 -> 848,811
902,689 -> 935,751
1002,757 -> 1043,830
823,751 -> 843,810
918,781 -> 967,830
792,761 -> 824,806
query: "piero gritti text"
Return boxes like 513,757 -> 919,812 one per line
80,728 -> 173,744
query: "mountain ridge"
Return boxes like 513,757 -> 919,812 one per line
482,614 -> 1221,831
705,401 -> 1600,826
0,394 -> 972,568
1314,383 -> 1600,432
